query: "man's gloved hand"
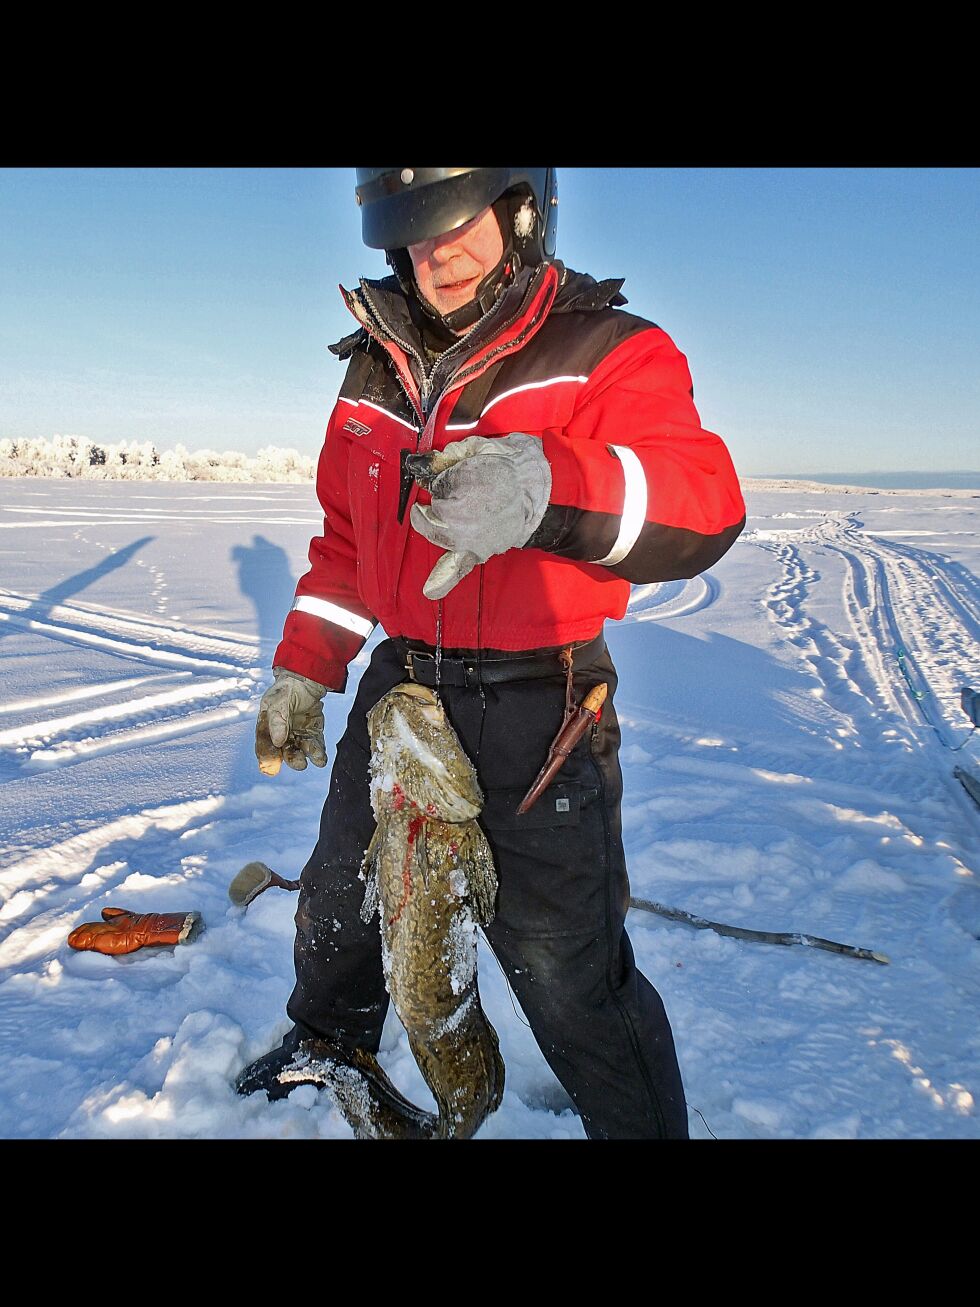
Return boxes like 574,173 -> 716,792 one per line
67,906 -> 202,955
255,667 -> 328,776
406,433 -> 552,600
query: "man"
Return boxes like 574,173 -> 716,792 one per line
238,167 -> 746,1139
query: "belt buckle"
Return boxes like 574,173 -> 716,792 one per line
405,648 -> 435,684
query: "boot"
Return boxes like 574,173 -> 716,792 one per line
236,1029 -> 437,1136
235,1025 -> 312,1101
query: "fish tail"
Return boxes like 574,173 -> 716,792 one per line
407,991 -> 506,1139
277,1038 -> 438,1140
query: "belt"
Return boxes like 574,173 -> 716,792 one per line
394,632 -> 606,689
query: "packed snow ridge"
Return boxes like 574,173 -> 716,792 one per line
743,476 -> 979,498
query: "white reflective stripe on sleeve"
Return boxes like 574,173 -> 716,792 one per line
291,596 -> 375,639
593,445 -> 648,566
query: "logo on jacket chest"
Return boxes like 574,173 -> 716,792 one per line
342,416 -> 372,437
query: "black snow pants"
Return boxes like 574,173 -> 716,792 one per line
286,635 -> 689,1140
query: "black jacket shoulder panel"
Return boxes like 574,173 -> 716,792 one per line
497,301 -> 657,390
332,328 -> 418,424
552,266 -> 629,313
447,301 -> 656,426
329,327 -> 369,359
439,267 -> 657,427
337,348 -> 376,403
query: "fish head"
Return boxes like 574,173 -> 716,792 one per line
367,682 -> 484,822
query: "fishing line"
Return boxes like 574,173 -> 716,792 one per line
475,564 -> 488,760
688,1103 -> 718,1139
480,927 -> 532,1028
434,597 -> 444,699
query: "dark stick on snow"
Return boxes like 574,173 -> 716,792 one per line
627,897 -> 890,964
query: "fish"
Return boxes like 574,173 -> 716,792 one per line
357,680 -> 504,1139
270,680 -> 504,1140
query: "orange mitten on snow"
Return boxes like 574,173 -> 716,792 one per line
67,906 -> 202,955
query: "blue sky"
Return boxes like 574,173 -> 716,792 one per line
1,167 -> 976,475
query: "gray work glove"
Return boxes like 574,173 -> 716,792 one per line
255,667 -> 328,776
407,433 -> 552,600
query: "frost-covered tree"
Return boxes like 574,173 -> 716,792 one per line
1,435 -> 315,483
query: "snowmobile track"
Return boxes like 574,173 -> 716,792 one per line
0,588 -> 260,673
0,590 -> 262,775
624,572 -> 720,623
748,512 -> 980,755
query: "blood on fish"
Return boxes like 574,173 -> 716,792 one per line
388,813 -> 425,926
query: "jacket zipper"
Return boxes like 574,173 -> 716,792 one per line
384,266 -> 560,598
435,274 -> 558,410
346,263 -> 553,441
420,288 -> 511,423
339,263 -> 560,605
343,286 -> 424,426
412,266 -> 559,459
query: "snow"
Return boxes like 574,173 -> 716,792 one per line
1,475 -> 979,1139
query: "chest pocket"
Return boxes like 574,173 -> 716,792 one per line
340,421 -> 414,615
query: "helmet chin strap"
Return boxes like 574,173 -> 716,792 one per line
438,250 -> 518,334
389,198 -> 520,337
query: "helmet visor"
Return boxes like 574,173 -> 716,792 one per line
356,167 -> 517,250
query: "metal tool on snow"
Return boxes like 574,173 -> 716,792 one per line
626,897 -> 890,964
228,861 -> 300,907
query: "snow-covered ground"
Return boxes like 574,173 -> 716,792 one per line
1,477 -> 978,1139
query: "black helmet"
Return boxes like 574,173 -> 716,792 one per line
354,167 -> 558,265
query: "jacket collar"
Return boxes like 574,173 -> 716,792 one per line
334,261 -> 561,422
328,261 -> 628,362
337,261 -> 544,360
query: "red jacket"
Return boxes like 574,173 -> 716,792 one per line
275,261 -> 745,690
